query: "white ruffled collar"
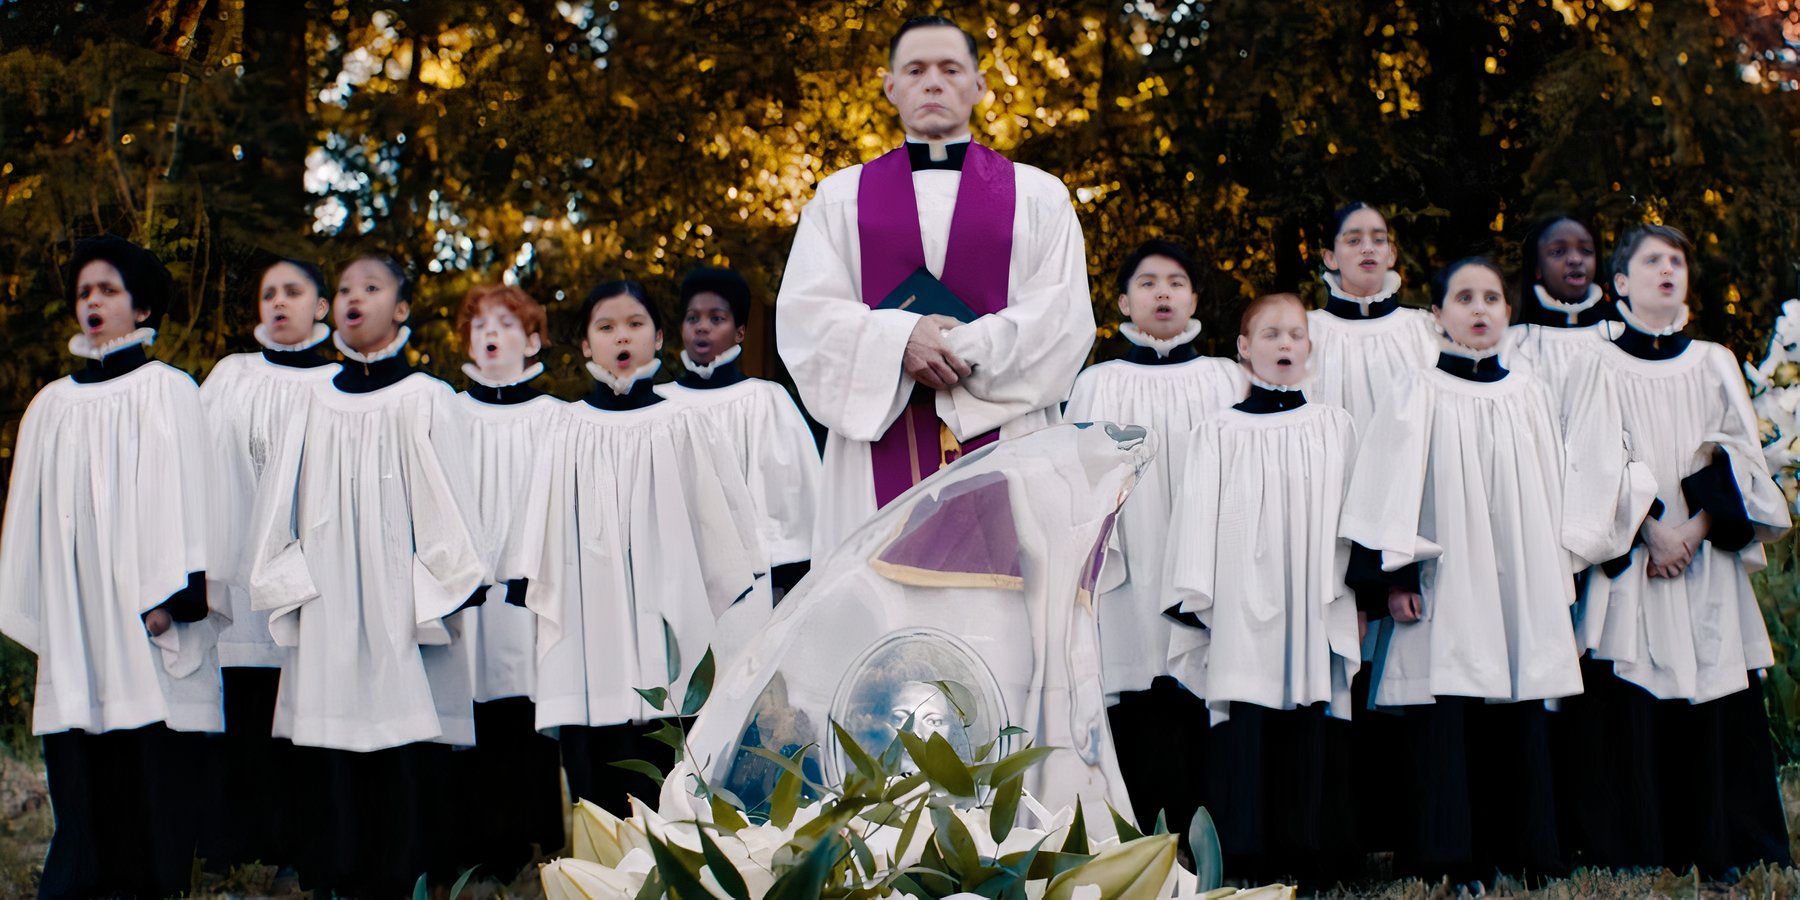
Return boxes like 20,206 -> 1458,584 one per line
1245,371 -> 1305,392
69,327 -> 156,361
1119,319 -> 1202,358
586,357 -> 662,395
1616,300 -> 1689,337
1437,333 -> 1504,361
334,326 -> 411,364
1322,269 -> 1403,314
462,361 -> 544,389
255,321 -> 331,353
681,344 -> 742,379
1532,283 -> 1604,325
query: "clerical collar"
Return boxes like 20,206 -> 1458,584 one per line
1233,374 -> 1307,414
1613,302 -> 1692,361
464,362 -> 546,405
584,358 -> 664,410
1522,283 -> 1611,329
69,328 -> 156,384
905,136 -> 972,172
256,322 -> 334,368
679,345 -> 749,389
1321,270 -> 1404,320
1435,338 -> 1508,382
332,327 -> 414,393
1120,320 -> 1202,365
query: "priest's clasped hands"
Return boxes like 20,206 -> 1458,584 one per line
905,313 -> 973,390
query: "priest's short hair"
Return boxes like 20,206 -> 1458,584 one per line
679,266 -> 751,327
888,15 -> 979,66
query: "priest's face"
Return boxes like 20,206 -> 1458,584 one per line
681,292 -> 744,365
1321,207 -> 1395,298
75,259 -> 148,346
260,261 -> 329,346
1116,254 -> 1197,341
1613,236 -> 1688,329
1433,264 -> 1509,351
334,258 -> 409,353
1534,218 -> 1596,303
583,293 -> 663,376
468,298 -> 542,382
1237,300 -> 1311,386
884,27 -> 986,141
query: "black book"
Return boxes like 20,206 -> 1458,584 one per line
875,266 -> 979,324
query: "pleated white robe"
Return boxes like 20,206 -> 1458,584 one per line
1562,342 -> 1793,702
249,374 -> 486,751
1340,367 -> 1598,707
445,390 -> 564,703
1503,323 -> 1614,424
1063,354 -> 1246,698
0,363 -> 222,734
775,159 -> 1096,556
201,352 -> 337,668
1168,404 -> 1362,722
519,400 -> 764,731
1306,307 -> 1437,430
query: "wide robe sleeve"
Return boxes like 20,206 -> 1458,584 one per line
407,389 -> 487,629
199,358 -> 252,596
1164,421 -> 1223,693
1698,345 -> 1794,568
937,178 -> 1096,440
0,389 -> 53,654
144,374 -> 221,674
1339,372 -> 1444,573
747,384 -> 822,567
246,394 -> 319,646
1559,353 -> 1661,567
774,170 -> 919,444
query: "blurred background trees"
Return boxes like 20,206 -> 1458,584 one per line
1,0 -> 1798,750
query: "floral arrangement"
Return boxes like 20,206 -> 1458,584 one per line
1747,298 -> 1800,515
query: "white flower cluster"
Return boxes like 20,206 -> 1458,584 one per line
1747,298 -> 1800,514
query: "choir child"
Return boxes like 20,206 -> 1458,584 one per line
196,257 -> 337,870
656,266 -> 822,637
248,254 -> 485,896
1341,257 -> 1639,883
1504,215 -> 1618,401
444,284 -> 567,877
1167,292 -> 1360,885
1063,239 -> 1246,833
1558,224 -> 1793,874
0,235 -> 220,898
518,280 -> 763,816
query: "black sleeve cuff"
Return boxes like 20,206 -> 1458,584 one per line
148,571 -> 210,623
1601,497 -> 1663,578
503,577 -> 529,608
1347,544 -> 1420,619
771,561 -> 810,595
1161,603 -> 1206,630
1682,447 -> 1754,552
454,584 -> 489,614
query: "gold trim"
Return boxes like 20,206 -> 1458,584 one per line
869,557 -> 1026,591
905,405 -> 923,487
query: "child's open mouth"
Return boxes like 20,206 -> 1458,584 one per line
1659,280 -> 1676,293
345,308 -> 364,323
1563,271 -> 1588,287
616,350 -> 632,365
85,314 -> 103,331
272,313 -> 289,324
1276,356 -> 1293,367
1153,303 -> 1174,318
485,342 -> 499,354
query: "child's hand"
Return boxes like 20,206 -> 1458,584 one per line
1387,589 -> 1422,624
144,608 -> 173,637
1644,517 -> 1695,578
1358,609 -> 1368,643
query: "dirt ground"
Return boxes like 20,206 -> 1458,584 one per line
3,752 -> 1800,898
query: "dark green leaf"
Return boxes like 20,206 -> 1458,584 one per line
771,758 -> 803,828
680,646 -> 716,716
931,805 -> 981,876
710,789 -> 749,833
1024,850 -> 1094,881
648,835 -> 712,900
926,679 -> 979,727
998,726 -> 1027,738
448,866 -> 479,899
412,873 -> 428,900
894,795 -> 929,868
990,772 -> 1023,843
1189,805 -> 1224,891
1152,809 -> 1168,836
697,826 -> 752,900
635,686 -> 670,711
1109,804 -> 1144,842
663,617 -> 682,685
632,868 -> 665,900
832,718 -> 883,781
646,719 -> 688,755
897,730 -> 976,796
608,758 -> 666,786
846,829 -> 877,879
989,745 -> 1059,787
765,834 -> 843,900
1060,803 -> 1089,855
881,771 -> 928,802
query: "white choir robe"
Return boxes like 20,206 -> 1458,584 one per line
0,362 -> 222,734
1063,353 -> 1246,699
1167,404 -> 1362,723
1562,341 -> 1793,702
201,351 -> 337,668
445,389 -> 564,703
1306,275 -> 1437,431
517,400 -> 765,731
1503,322 -> 1613,426
249,373 -> 487,751
775,157 -> 1096,555
1339,367 -> 1627,707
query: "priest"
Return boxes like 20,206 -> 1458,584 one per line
775,15 -> 1096,555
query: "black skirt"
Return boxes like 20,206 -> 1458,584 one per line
197,667 -> 299,871
1106,676 -> 1208,837
40,723 -> 207,900
290,741 -> 445,898
442,697 -> 566,880
560,719 -> 683,818
1206,701 -> 1358,888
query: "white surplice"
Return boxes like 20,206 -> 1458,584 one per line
1306,272 -> 1438,430
1340,364 -> 1600,707
0,339 -> 221,735
200,334 -> 338,668
518,394 -> 765,731
1062,323 -> 1246,699
775,152 -> 1096,555
1167,401 -> 1361,723
1561,340 -> 1793,702
249,366 -> 486,751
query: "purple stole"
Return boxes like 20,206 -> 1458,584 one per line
856,142 -> 1016,508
